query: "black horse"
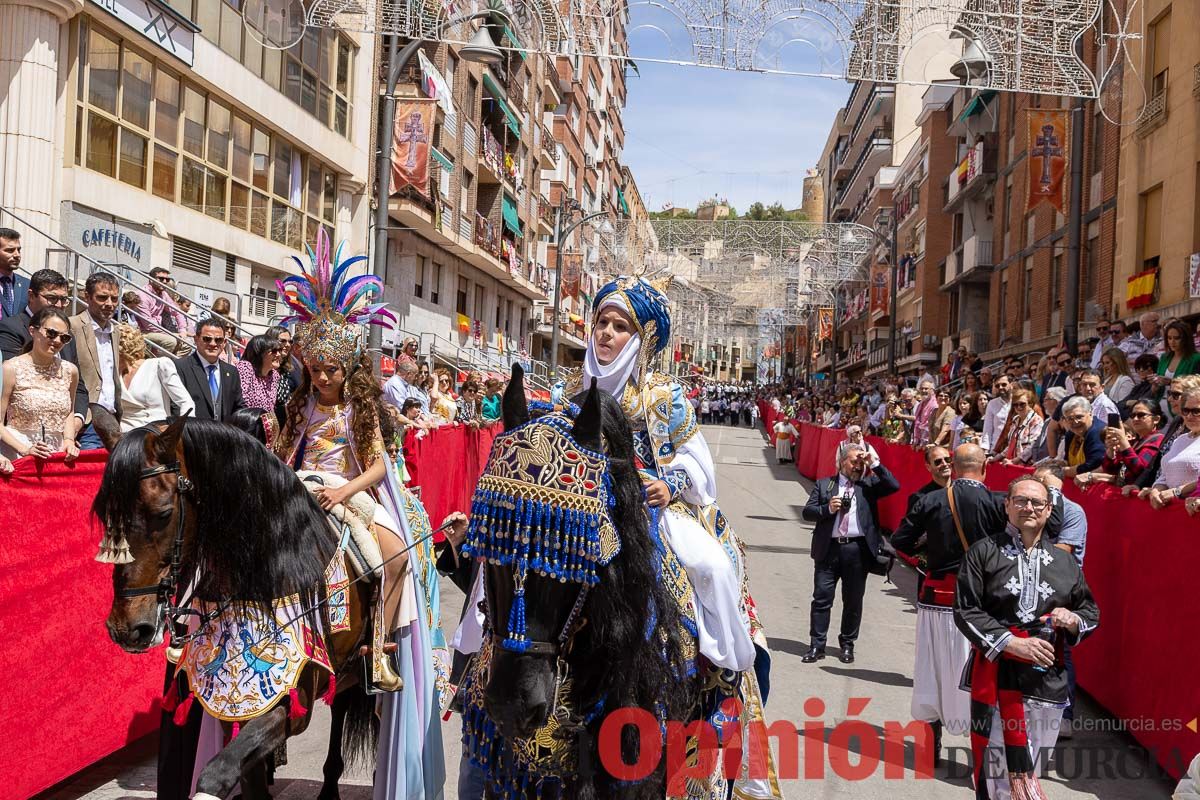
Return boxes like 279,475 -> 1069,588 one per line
94,418 -> 376,800
463,367 -> 701,798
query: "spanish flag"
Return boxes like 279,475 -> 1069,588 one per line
456,313 -> 470,333
1126,269 -> 1157,309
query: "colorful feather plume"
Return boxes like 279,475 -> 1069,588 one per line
276,228 -> 393,367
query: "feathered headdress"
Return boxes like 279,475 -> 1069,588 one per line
276,228 -> 396,367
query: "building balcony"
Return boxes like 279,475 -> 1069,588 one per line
478,127 -> 517,185
832,128 -> 893,213
1137,90 -> 1168,138
539,122 -> 558,168
537,194 -> 554,234
941,235 -> 993,288
943,138 -> 997,213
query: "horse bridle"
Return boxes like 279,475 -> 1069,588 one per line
113,461 -> 223,647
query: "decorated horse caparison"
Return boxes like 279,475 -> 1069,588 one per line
95,417 -> 380,800
457,367 -> 780,798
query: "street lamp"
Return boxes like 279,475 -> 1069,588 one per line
370,12 -> 510,354
550,199 -> 615,374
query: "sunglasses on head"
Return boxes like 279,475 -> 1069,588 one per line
40,328 -> 73,343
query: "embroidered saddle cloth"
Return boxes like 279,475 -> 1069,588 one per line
177,555 -> 348,722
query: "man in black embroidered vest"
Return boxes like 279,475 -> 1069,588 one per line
801,443 -> 899,664
955,475 -> 1099,799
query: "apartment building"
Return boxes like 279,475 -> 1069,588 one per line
0,0 -> 376,332
1113,0 -> 1200,325
983,15 -> 1120,360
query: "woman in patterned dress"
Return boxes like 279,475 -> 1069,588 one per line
0,308 -> 82,464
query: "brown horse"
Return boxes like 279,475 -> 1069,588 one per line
95,417 -> 376,799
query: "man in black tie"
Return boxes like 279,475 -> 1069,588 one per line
173,317 -> 244,422
801,443 -> 900,664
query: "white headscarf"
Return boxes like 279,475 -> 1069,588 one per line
583,296 -> 642,399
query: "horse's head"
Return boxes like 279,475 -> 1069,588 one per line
94,416 -> 193,652
467,365 -> 619,739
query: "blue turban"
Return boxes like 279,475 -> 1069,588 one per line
592,276 -> 672,356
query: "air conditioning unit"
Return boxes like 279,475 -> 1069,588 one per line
584,155 -> 596,169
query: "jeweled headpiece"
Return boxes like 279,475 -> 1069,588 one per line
592,275 -> 672,356
462,407 -> 619,652
276,228 -> 395,367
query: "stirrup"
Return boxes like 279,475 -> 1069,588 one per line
368,589 -> 403,693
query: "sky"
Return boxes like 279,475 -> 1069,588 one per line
622,61 -> 851,214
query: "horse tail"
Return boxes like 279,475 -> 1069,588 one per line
339,681 -> 379,770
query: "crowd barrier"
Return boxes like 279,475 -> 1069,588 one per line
0,452 -> 162,800
758,401 -> 1200,779
0,423 -> 502,800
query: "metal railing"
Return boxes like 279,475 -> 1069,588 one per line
1137,90 -> 1168,137
2,204 -> 260,361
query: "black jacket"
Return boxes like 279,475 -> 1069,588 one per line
173,353 -> 245,421
0,309 -> 90,419
802,464 -> 900,563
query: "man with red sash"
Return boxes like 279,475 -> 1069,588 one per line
954,475 -> 1099,799
892,443 -> 1003,766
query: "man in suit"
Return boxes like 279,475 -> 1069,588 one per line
69,271 -> 122,449
0,227 -> 28,319
801,443 -> 899,664
0,268 -> 89,422
174,317 -> 244,421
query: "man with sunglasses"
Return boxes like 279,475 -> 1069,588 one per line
0,268 -> 89,424
892,443 -> 1009,767
173,318 -> 245,422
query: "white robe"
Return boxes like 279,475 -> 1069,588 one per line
911,604 -> 972,736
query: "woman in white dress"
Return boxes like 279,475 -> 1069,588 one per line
115,323 -> 194,431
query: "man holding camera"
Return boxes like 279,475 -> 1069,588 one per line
801,444 -> 899,664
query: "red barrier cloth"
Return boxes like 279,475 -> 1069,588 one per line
0,452 -> 163,800
790,425 -> 1200,777
402,424 -> 501,537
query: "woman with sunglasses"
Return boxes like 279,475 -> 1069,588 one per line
1143,385 -> 1200,510
236,334 -> 292,428
1125,375 -> 1200,496
0,308 -> 82,463
1076,400 -> 1163,489
993,389 -> 1044,466
428,367 -> 458,424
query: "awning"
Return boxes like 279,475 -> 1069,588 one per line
617,186 -> 630,216
431,147 -> 453,172
482,73 -> 520,136
502,194 -> 522,236
958,90 -> 998,122
502,26 -> 527,61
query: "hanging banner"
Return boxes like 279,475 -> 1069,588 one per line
389,98 -> 436,195
417,50 -> 456,119
1190,254 -> 1200,299
870,262 -> 890,314
1126,268 -> 1157,309
817,306 -> 834,342
797,324 -> 808,350
561,253 -> 583,299
456,313 -> 470,334
1026,109 -> 1069,214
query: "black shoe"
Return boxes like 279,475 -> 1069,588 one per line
839,644 -> 855,663
930,720 -> 943,768
801,647 -> 826,663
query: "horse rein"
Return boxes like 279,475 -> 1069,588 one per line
113,461 -> 224,647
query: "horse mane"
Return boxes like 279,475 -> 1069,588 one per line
94,420 -> 335,605
566,392 -> 695,790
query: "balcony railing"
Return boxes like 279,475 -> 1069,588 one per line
475,212 -> 501,259
1137,90 -> 1168,137
961,236 -> 993,274
540,123 -> 559,165
835,128 -> 892,208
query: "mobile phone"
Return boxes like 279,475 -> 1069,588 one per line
1107,412 -> 1122,429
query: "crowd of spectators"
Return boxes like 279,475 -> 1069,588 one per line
756,310 -> 1200,516
0,256 -> 505,480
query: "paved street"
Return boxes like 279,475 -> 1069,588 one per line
43,424 -> 1172,800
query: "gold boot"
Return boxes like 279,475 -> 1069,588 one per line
371,588 -> 404,692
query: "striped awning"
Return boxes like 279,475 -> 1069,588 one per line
482,73 -> 520,136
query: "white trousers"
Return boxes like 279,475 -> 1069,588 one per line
982,703 -> 1063,800
663,507 -> 756,672
912,604 -> 972,736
